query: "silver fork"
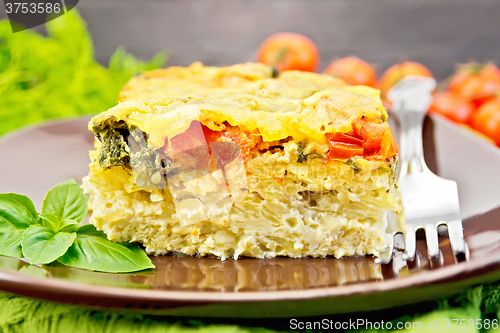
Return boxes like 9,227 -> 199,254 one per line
379,76 -> 469,267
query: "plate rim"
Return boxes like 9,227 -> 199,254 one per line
0,245 -> 498,303
0,117 -> 499,306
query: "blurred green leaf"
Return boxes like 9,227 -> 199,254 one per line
0,9 -> 167,136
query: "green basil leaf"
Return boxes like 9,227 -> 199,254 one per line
58,225 -> 154,273
0,194 -> 39,257
39,214 -> 80,233
76,224 -> 107,237
59,219 -> 79,233
42,179 -> 88,224
38,213 -> 60,231
21,226 -> 76,265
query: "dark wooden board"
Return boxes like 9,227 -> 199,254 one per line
2,0 -> 500,79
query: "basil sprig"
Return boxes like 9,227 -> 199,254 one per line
0,180 -> 154,273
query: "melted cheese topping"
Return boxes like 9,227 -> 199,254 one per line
92,88 -> 386,148
94,62 -> 385,148
118,62 -> 346,102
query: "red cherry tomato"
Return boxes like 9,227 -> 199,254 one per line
379,61 -> 434,100
257,32 -> 319,72
428,92 -> 476,124
323,57 -> 377,87
449,63 -> 500,107
470,98 -> 500,146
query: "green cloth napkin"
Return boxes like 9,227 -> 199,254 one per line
0,291 -> 274,333
0,280 -> 499,333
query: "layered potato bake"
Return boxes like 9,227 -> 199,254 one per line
83,62 -> 401,260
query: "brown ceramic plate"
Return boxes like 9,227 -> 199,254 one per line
0,115 -> 499,318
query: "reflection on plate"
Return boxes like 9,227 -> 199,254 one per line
0,115 -> 499,317
0,255 -> 382,291
138,256 -> 383,291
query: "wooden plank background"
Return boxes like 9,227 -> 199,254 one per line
2,0 -> 500,80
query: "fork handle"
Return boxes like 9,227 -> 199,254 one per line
398,106 -> 430,178
388,76 -> 435,178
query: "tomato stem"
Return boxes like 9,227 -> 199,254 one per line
273,47 -> 288,69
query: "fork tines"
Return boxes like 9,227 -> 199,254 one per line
384,76 -> 469,267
